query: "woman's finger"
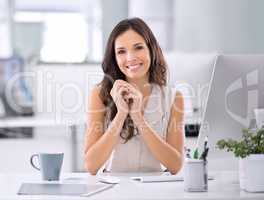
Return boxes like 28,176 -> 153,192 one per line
126,93 -> 136,103
118,86 -> 129,97
115,80 -> 141,96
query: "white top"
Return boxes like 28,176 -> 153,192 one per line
104,84 -> 176,172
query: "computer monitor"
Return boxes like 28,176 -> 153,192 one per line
165,53 -> 217,137
0,56 -> 33,116
165,52 -> 217,118
0,56 -> 33,138
199,55 -> 264,170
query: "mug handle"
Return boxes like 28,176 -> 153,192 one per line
30,154 -> 40,170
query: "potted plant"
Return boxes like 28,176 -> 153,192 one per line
216,128 -> 264,192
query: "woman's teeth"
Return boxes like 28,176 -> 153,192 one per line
127,64 -> 141,70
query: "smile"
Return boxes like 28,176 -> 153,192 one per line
126,63 -> 143,71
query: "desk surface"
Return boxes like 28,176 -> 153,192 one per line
0,171 -> 264,200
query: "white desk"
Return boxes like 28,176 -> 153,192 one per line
0,116 -> 86,172
0,171 -> 264,200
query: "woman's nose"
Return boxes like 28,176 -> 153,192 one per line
126,51 -> 136,61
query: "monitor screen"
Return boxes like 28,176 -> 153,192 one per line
0,56 -> 33,117
199,55 -> 264,170
0,56 -> 33,138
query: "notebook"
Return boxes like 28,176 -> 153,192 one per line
130,175 -> 214,183
18,183 -> 114,196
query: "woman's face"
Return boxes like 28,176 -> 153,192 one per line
114,29 -> 151,81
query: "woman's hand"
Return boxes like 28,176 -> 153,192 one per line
111,80 -> 145,124
110,80 -> 130,118
125,85 -> 144,122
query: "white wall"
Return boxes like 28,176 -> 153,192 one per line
129,0 -> 174,51
173,0 -> 264,53
32,65 -> 103,122
101,0 -> 128,49
14,22 -> 43,60
0,0 -> 12,57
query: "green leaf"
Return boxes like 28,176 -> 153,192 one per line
216,127 -> 264,158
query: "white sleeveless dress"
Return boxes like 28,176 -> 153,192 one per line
104,84 -> 176,172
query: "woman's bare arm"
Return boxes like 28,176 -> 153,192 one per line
84,86 -> 127,175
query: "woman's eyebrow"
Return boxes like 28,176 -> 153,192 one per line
115,42 -> 144,50
134,42 -> 144,46
116,46 -> 125,50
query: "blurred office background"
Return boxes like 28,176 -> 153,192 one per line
0,0 -> 264,173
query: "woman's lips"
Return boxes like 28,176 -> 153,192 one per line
126,63 -> 142,71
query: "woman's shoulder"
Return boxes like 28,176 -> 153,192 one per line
154,84 -> 179,96
89,85 -> 102,101
160,84 -> 183,96
156,84 -> 183,107
90,84 -> 102,95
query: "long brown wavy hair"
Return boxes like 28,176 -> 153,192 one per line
99,17 -> 167,142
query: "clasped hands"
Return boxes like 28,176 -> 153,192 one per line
110,79 -> 144,122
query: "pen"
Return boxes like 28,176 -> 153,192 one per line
185,147 -> 191,158
200,147 -> 209,161
193,127 -> 206,159
81,184 -> 115,197
193,148 -> 199,159
204,136 -> 208,152
199,136 -> 209,160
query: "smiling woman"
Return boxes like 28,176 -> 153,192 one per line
84,18 -> 185,175
114,29 -> 151,81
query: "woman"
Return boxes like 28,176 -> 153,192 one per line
84,17 -> 184,175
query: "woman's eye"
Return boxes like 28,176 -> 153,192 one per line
135,46 -> 144,50
117,50 -> 125,54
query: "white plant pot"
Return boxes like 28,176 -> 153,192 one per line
239,154 -> 264,192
